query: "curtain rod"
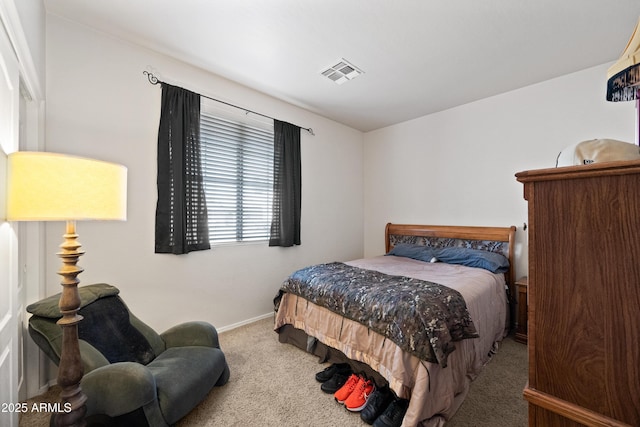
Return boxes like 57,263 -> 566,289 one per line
143,71 -> 314,136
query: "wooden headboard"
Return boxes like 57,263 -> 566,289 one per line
385,223 -> 517,313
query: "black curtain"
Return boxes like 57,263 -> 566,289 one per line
269,120 -> 301,247
155,83 -> 211,254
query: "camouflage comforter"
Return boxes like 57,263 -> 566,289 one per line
275,262 -> 479,367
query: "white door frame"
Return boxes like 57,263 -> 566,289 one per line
0,13 -> 22,427
0,0 -> 47,408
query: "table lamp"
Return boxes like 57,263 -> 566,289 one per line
606,16 -> 640,145
6,151 -> 127,427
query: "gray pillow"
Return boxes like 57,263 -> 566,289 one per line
26,283 -> 120,318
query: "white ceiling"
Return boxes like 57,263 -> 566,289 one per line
44,0 -> 640,132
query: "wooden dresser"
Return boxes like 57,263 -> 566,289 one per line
516,160 -> 640,427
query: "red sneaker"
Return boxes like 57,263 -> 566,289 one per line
334,373 -> 361,403
345,378 -> 375,411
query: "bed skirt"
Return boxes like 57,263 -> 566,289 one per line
274,293 -> 498,427
276,323 -> 390,388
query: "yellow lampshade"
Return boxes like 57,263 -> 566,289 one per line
7,151 -> 127,221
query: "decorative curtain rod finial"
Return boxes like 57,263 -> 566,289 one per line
143,71 -> 160,85
142,69 -> 314,136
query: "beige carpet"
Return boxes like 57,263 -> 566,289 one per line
20,316 -> 527,426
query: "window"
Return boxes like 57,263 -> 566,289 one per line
200,109 -> 274,244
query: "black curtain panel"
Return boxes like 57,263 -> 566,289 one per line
155,83 -> 211,254
269,120 -> 301,247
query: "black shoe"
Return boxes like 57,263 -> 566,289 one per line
320,372 -> 351,393
360,387 -> 393,424
315,363 -> 351,383
372,398 -> 409,427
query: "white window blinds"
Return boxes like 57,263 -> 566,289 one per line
200,113 -> 274,244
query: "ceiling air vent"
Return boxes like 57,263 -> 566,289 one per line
321,59 -> 364,85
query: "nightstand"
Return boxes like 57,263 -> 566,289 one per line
514,276 -> 528,344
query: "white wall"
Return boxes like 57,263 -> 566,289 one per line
363,63 -> 636,278
11,0 -> 45,96
45,15 -> 364,333
44,11 -> 637,339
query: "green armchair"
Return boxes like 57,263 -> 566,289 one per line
26,283 -> 230,427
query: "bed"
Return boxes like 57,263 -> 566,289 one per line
274,223 -> 517,427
